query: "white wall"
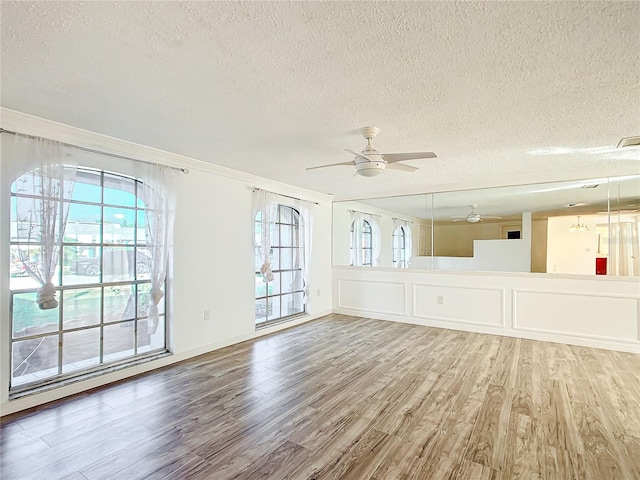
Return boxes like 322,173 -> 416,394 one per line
332,203 -> 352,266
0,109 -> 333,415
333,266 -> 640,353
430,237 -> 530,272
546,215 -> 600,274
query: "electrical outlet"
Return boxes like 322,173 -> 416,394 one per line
437,296 -> 444,305
203,309 -> 211,321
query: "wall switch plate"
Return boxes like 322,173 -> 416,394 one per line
203,309 -> 211,321
437,296 -> 444,304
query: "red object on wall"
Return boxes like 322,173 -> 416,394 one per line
596,257 -> 607,275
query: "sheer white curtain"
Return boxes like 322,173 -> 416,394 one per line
252,189 -> 278,282
296,199 -> 314,304
11,135 -> 77,309
404,223 -> 413,267
609,221 -> 640,276
392,219 -> 413,268
370,216 -> 381,266
137,163 -> 180,334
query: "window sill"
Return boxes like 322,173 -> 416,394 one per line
9,350 -> 172,400
256,313 -> 308,331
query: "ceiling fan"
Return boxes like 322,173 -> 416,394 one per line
452,205 -> 503,223
306,127 -> 437,177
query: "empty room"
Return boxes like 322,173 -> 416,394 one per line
1,1 -> 639,479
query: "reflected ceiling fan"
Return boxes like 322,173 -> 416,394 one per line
306,127 -> 437,177
452,205 -> 502,223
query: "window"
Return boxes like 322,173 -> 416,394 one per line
10,167 -> 167,392
350,219 -> 373,266
255,205 -> 305,326
393,225 -> 407,268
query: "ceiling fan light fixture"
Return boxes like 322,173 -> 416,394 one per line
356,162 -> 385,177
306,127 -> 437,177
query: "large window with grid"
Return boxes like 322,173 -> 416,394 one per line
9,167 -> 167,392
350,219 -> 373,266
393,225 -> 407,268
254,205 -> 305,326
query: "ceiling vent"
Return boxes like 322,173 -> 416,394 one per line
581,184 -> 599,189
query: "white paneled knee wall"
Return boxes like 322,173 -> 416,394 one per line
333,266 -> 640,353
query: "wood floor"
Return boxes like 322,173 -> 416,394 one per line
1,314 -> 639,480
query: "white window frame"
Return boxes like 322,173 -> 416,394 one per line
393,225 -> 407,268
350,219 -> 373,266
254,205 -> 306,326
9,167 -> 168,394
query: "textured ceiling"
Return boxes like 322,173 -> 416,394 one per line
1,1 -> 639,198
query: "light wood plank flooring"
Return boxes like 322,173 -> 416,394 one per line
1,314 -> 639,479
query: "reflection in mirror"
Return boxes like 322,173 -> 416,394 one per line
607,175 -> 640,276
332,194 -> 431,268
332,174 -> 640,276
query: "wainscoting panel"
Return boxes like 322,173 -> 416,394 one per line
513,289 -> 640,343
337,279 -> 407,315
414,283 -> 505,327
332,267 -> 640,353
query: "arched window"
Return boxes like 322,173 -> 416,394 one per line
9,167 -> 168,392
350,219 -> 373,266
255,205 -> 305,325
393,225 -> 407,268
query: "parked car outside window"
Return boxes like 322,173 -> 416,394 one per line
72,249 -> 151,277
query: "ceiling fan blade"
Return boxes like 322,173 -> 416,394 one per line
344,149 -> 374,162
380,152 -> 437,163
387,162 -> 418,172
451,218 -> 466,222
482,215 -> 503,219
306,161 -> 354,171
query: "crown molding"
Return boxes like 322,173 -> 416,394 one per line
0,108 -> 333,204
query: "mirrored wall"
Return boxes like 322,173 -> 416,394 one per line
332,174 -> 640,276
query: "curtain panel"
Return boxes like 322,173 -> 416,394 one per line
136,162 -> 180,334
11,135 -> 78,309
608,221 -> 640,276
296,199 -> 314,304
252,190 -> 278,282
